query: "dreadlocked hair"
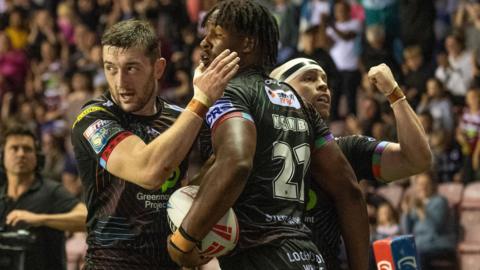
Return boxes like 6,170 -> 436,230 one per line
202,0 -> 279,68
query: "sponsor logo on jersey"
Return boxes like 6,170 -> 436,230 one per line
84,121 -> 123,154
264,85 -> 301,109
377,261 -> 393,270
206,99 -> 236,127
83,120 -> 112,138
272,114 -> 309,133
161,167 -> 180,193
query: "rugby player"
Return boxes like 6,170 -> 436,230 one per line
167,1 -> 369,270
271,58 -> 432,269
71,19 -> 239,269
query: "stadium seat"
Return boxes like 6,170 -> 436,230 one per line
460,182 -> 480,209
458,242 -> 480,270
376,184 -> 404,210
457,183 -> 480,270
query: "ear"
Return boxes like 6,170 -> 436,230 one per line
154,58 -> 167,80
241,37 -> 256,54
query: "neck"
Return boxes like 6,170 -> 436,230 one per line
6,173 -> 36,200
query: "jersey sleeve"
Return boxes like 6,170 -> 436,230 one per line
205,84 -> 255,132
71,104 -> 133,169
336,136 -> 390,182
306,104 -> 334,150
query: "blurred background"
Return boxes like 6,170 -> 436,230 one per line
1,0 -> 480,269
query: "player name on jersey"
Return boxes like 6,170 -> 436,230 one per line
272,114 -> 309,133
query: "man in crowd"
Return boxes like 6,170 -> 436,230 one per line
0,124 -> 87,270
71,19 -> 239,269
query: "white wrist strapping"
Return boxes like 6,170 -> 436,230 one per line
193,86 -> 212,108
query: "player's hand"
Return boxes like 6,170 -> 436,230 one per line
167,234 -> 211,267
367,63 -> 399,96
193,50 -> 240,107
6,210 -> 44,227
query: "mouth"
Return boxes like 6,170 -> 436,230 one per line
119,92 -> 135,102
316,95 -> 330,105
200,52 -> 210,66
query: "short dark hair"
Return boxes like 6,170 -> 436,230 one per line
0,124 -> 38,151
202,0 -> 279,68
101,19 -> 160,61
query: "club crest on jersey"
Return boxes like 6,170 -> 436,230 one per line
264,86 -> 301,109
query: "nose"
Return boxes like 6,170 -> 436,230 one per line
116,69 -> 129,89
317,82 -> 328,93
200,37 -> 211,50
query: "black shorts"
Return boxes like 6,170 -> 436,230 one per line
218,238 -> 326,270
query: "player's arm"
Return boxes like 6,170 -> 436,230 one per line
168,117 -> 256,267
368,64 -> 432,182
102,51 -> 238,190
312,141 -> 369,270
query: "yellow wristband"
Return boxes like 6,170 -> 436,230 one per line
193,87 -> 213,108
171,229 -> 196,253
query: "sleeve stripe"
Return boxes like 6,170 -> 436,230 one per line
211,112 -> 254,133
314,133 -> 334,149
99,131 -> 133,168
372,141 -> 390,180
72,106 -> 113,128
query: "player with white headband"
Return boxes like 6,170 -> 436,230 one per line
270,58 -> 432,270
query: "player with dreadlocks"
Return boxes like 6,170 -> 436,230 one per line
166,1 -> 369,269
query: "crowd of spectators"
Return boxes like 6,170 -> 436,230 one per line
1,0 -> 479,269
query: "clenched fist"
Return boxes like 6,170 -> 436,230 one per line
367,63 -> 399,96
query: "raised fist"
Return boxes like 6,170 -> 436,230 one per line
367,63 -> 399,96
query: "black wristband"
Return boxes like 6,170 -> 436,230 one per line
179,226 -> 201,245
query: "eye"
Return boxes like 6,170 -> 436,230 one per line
127,66 -> 138,73
302,75 -> 315,82
104,65 -> 117,74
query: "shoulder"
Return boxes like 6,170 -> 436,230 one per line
72,95 -> 119,129
161,98 -> 184,117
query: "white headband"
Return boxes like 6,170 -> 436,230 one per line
270,58 -> 325,83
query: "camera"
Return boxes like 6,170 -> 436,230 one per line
0,230 -> 35,270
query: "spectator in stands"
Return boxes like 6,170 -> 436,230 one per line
457,87 -> 480,183
455,0 -> 480,54
0,31 -> 27,96
372,202 -> 400,241
399,0 -> 436,62
327,0 -> 362,118
402,45 -> 433,108
417,78 -> 454,132
401,172 -> 457,270
435,50 -> 468,105
445,31 -> 475,98
4,8 -> 28,50
359,24 -> 400,79
430,130 -> 463,183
